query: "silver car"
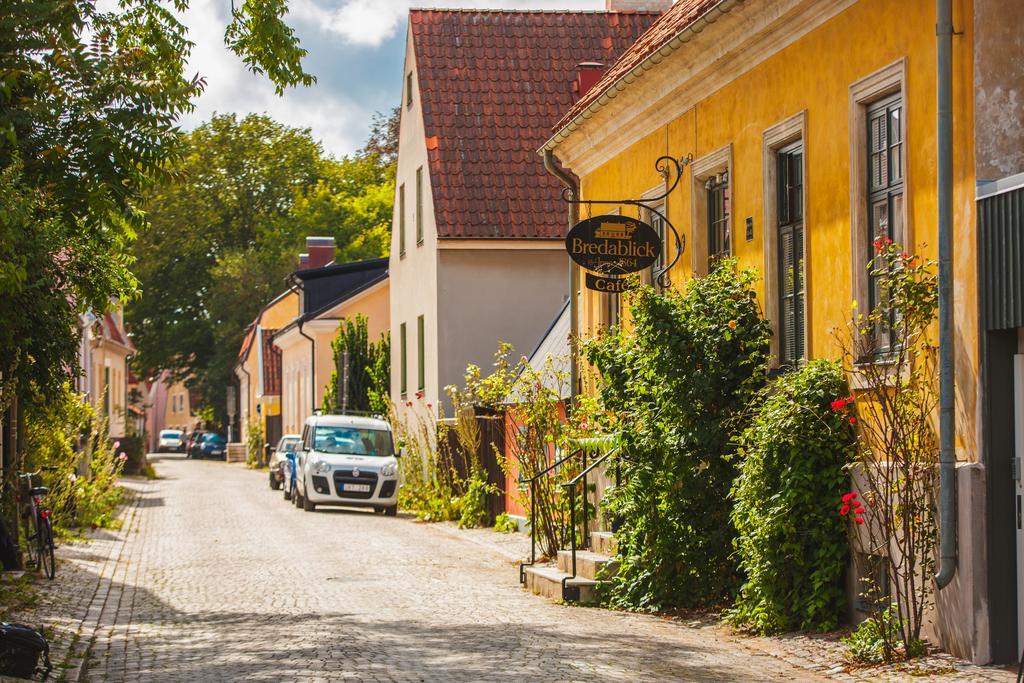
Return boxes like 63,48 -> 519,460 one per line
293,415 -> 399,515
268,434 -> 302,491
157,429 -> 185,453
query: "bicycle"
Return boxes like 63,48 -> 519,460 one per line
18,467 -> 57,580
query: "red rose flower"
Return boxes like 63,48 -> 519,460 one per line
855,517 -> 865,525
830,399 -> 846,411
842,492 -> 857,503
839,504 -> 850,516
849,416 -> 857,424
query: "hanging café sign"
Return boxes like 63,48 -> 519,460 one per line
564,215 -> 661,292
559,155 -> 688,292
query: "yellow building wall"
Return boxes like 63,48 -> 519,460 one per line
573,0 -> 978,460
239,290 -> 298,436
262,291 -> 299,329
91,344 -> 129,438
163,381 -> 197,432
334,282 -> 390,341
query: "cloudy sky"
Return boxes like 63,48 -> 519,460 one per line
181,0 -> 603,157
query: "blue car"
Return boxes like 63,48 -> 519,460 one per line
195,433 -> 227,460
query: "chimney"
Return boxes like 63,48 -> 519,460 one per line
298,253 -> 310,268
573,62 -> 606,101
305,236 -> 336,269
605,0 -> 673,11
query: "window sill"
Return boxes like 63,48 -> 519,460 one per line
850,355 -> 907,390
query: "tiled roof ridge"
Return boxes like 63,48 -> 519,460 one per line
550,0 -> 728,138
409,8 -> 662,14
409,8 -> 659,239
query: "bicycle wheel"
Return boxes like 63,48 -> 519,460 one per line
21,510 -> 37,570
37,516 -> 55,580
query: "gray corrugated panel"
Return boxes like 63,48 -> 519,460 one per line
980,185 -> 1024,331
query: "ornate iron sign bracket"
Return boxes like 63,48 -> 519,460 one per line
562,155 -> 691,289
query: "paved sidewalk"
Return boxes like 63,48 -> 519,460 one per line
0,486 -> 142,682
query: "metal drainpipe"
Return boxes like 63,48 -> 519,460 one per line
297,318 -> 316,414
543,150 -> 580,408
285,273 -> 318,415
935,0 -> 956,590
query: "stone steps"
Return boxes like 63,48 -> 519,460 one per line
556,549 -> 618,580
523,565 -> 600,603
521,531 -> 618,604
591,531 -> 617,556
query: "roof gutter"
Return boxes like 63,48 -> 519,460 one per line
541,0 -> 744,154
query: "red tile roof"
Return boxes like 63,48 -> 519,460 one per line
261,329 -> 282,396
409,9 -> 659,239
102,312 -> 135,352
552,0 -> 725,135
237,324 -> 256,364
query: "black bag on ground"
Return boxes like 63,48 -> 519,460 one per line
0,623 -> 51,679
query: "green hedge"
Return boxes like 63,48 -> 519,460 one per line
728,359 -> 855,634
587,262 -> 771,610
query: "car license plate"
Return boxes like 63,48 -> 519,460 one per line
343,483 -> 371,493
212,450 -> 223,455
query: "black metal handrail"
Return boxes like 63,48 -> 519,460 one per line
518,447 -> 584,584
559,448 -> 619,600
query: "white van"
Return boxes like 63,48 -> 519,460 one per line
293,414 -> 399,515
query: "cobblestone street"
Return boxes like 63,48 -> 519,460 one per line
9,454 -> 1006,683
40,453 -> 827,682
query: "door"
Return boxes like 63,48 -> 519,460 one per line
1014,354 -> 1024,656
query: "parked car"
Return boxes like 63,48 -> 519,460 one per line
157,429 -> 185,453
292,414 -> 399,515
194,433 -> 227,460
268,434 -> 302,490
185,430 -> 206,458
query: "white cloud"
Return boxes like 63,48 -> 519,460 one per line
289,0 -> 602,48
175,0 -> 604,155
178,0 -> 368,156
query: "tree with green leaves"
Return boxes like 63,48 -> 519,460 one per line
0,0 -> 313,410
323,315 -> 390,416
127,113 -> 394,426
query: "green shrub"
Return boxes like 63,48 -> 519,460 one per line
493,512 -> 518,533
458,472 -> 496,529
246,420 -> 264,466
843,604 -> 925,663
728,359 -> 855,634
586,262 -> 771,610
24,385 -> 127,533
